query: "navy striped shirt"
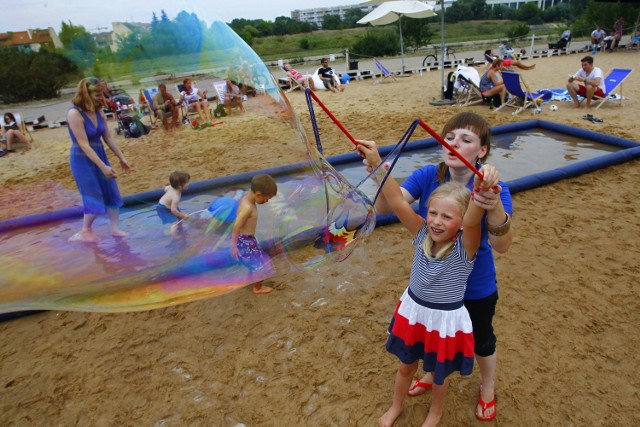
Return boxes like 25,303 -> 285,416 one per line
408,224 -> 475,305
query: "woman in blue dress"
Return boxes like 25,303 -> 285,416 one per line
68,77 -> 131,242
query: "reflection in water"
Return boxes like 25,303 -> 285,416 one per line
90,238 -> 148,275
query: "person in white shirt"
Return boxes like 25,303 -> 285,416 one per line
591,25 -> 606,48
566,55 -> 606,109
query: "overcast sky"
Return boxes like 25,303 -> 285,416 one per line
1,0 -> 367,33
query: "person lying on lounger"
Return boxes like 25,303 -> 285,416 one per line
484,50 -> 535,70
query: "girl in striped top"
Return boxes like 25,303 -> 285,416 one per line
357,139 -> 500,427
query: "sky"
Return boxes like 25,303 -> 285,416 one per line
1,0 -> 368,33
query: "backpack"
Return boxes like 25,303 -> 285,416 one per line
214,104 -> 227,117
127,118 -> 150,138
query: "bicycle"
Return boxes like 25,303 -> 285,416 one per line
422,45 -> 456,67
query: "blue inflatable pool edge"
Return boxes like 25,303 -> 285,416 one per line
1,120 -> 638,321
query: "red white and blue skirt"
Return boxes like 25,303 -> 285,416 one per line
386,288 -> 475,385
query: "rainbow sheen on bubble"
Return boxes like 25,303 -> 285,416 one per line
0,7 -> 376,313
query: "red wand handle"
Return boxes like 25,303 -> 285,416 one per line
307,89 -> 359,147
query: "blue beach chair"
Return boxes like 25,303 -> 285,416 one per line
497,71 -> 544,115
140,87 -> 159,124
587,68 -> 632,110
373,58 -> 398,82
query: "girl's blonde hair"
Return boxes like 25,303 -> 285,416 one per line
72,77 -> 105,112
422,182 -> 471,259
436,112 -> 491,183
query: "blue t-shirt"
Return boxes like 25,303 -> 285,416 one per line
401,164 -> 513,300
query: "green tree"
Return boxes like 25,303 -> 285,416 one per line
344,8 -> 366,28
254,20 -> 274,37
174,11 -> 205,53
542,4 -> 573,23
352,29 -> 400,57
446,0 -> 489,24
273,17 -> 290,35
0,47 -> 78,102
322,14 -> 343,30
517,3 -> 542,24
59,21 -> 97,69
401,18 -> 435,49
489,5 -> 517,20
505,23 -> 530,41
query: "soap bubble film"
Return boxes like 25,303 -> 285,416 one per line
0,7 -> 377,313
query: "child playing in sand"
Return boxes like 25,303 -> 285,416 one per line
358,139 -> 500,427
231,174 -> 278,295
156,171 -> 191,226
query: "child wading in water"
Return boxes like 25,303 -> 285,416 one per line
156,171 -> 191,232
231,174 -> 278,294
358,139 -> 501,427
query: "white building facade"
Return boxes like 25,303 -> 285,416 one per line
292,0 -> 570,28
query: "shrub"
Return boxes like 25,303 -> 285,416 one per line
505,24 -> 530,41
0,47 -> 79,103
352,30 -> 400,57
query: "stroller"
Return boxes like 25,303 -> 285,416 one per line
549,30 -> 572,50
499,42 -> 515,58
115,105 -> 149,138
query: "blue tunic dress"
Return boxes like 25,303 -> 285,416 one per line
68,107 -> 123,214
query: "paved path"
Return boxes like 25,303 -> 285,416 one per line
12,38 -> 587,126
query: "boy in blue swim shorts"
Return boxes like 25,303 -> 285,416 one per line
231,174 -> 277,294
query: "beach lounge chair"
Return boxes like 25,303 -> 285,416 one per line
584,68 -> 633,110
212,80 -> 244,115
1,112 -> 34,148
285,76 -> 305,93
176,81 -> 210,121
140,87 -> 160,125
373,58 -> 398,82
281,67 -> 306,93
497,71 -> 544,115
451,65 -> 483,106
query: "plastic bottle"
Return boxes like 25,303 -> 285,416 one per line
489,99 -> 495,110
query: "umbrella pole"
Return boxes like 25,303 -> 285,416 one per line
439,0 -> 445,99
399,17 -> 405,74
429,0 -> 454,106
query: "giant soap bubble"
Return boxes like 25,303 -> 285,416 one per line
0,7 -> 377,313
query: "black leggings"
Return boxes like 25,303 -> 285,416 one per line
464,292 -> 499,357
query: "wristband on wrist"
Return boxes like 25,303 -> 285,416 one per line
486,213 -> 511,236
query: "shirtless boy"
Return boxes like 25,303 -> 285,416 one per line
231,174 -> 278,294
157,171 -> 191,228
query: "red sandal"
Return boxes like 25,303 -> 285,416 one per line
476,390 -> 497,421
407,378 -> 432,397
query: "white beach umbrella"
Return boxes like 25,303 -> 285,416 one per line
357,1 -> 437,72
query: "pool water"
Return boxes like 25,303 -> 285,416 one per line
335,128 -> 622,199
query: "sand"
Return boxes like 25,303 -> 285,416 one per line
1,51 -> 639,426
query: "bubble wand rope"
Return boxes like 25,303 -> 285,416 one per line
304,88 -> 406,205
417,119 -> 484,180
306,88 -> 359,147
